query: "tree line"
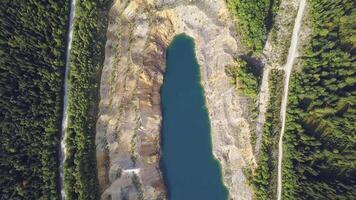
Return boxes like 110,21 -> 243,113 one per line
63,0 -> 110,199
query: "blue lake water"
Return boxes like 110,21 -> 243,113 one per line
160,34 -> 228,200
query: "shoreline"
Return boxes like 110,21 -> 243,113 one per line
96,1 -> 256,199
159,33 -> 229,199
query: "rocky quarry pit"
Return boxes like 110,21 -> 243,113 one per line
95,0 -> 257,199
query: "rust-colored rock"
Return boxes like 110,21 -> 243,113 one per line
96,0 -> 257,199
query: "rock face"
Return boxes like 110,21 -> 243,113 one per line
96,0 -> 256,199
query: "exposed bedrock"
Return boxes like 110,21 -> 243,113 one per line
96,0 -> 256,199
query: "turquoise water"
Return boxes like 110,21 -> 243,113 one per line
160,34 -> 228,200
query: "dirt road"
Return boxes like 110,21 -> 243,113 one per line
277,0 -> 306,199
59,0 -> 76,199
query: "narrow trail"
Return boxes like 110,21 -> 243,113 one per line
277,0 -> 306,199
59,0 -> 76,199
255,63 -> 271,155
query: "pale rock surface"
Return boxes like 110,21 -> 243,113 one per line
96,0 -> 257,199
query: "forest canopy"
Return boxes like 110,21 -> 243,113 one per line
63,0 -> 110,199
227,0 -> 281,52
282,0 -> 356,199
0,0 -> 69,199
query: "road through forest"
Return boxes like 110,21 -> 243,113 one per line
59,0 -> 76,199
277,0 -> 306,199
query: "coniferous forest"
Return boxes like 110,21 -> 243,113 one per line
64,0 -> 110,199
0,0 -> 109,199
282,0 -> 356,199
228,0 -> 281,52
0,0 -> 355,199
228,0 -> 355,199
0,0 -> 69,199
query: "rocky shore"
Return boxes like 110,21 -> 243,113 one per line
96,0 -> 256,199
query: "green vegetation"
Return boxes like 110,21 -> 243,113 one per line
253,69 -> 283,199
0,0 -> 69,199
227,0 -> 281,52
283,0 -> 356,199
226,59 -> 262,99
226,58 -> 263,148
63,0 -> 110,199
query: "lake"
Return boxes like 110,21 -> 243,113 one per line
160,34 -> 228,200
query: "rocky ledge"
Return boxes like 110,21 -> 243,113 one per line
96,0 -> 256,199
